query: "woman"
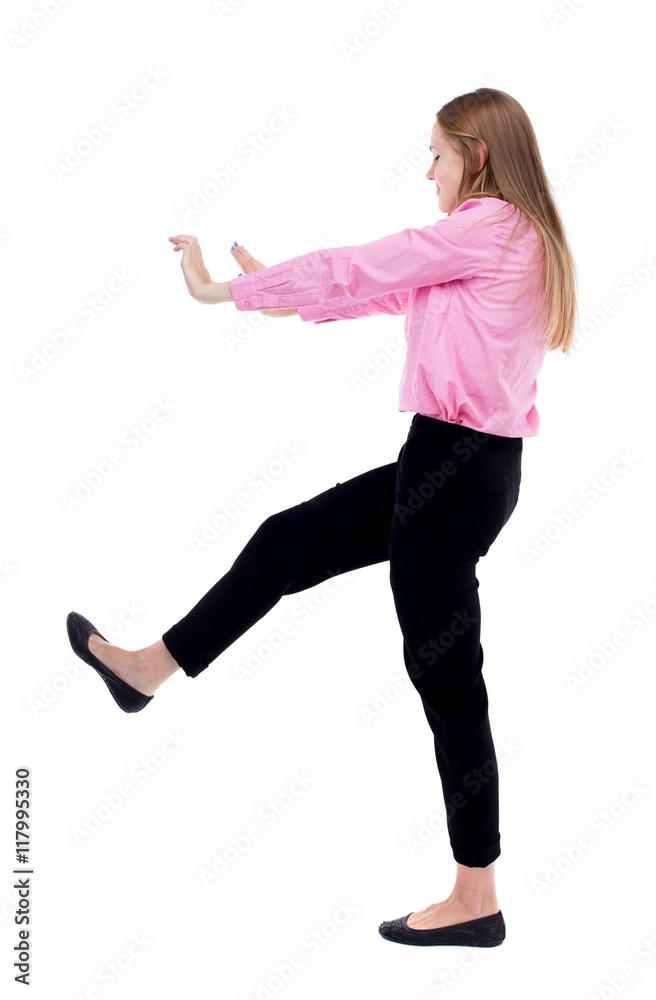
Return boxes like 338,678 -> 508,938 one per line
67,88 -> 578,948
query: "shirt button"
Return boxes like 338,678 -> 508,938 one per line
244,300 -> 250,307
277,298 -> 284,305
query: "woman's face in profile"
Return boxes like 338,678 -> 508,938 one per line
428,124 -> 486,214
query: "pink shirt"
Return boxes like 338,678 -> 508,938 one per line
229,196 -> 548,437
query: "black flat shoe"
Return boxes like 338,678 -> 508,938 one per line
378,909 -> 505,947
66,611 -> 153,713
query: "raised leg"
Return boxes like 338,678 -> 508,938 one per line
86,458 -> 401,691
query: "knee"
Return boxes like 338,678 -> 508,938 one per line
258,506 -> 299,538
401,644 -> 440,703
245,509 -> 297,562
403,651 -> 426,687
402,644 -> 484,710
253,504 -> 313,559
406,668 -> 479,716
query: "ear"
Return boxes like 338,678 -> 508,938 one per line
474,138 -> 489,173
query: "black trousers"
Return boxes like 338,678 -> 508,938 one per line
162,414 -> 523,867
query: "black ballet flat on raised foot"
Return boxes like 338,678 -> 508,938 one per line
66,611 -> 153,713
378,909 -> 506,947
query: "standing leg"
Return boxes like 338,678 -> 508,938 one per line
387,414 -> 522,928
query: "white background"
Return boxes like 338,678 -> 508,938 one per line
2,0 -> 655,997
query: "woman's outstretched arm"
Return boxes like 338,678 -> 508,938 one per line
171,201 -> 496,312
169,234 -> 408,319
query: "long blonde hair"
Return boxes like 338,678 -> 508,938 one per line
436,88 -> 578,354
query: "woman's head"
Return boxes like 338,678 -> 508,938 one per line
427,88 -> 578,354
429,88 -> 543,212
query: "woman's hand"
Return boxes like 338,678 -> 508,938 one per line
169,234 -> 227,303
231,243 -> 298,317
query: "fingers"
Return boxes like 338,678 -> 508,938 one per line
233,251 -> 254,274
231,244 -> 265,272
167,235 -> 265,275
231,245 -> 258,261
170,235 -> 200,253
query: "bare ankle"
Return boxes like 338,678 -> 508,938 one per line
140,640 -> 180,683
451,869 -> 497,914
